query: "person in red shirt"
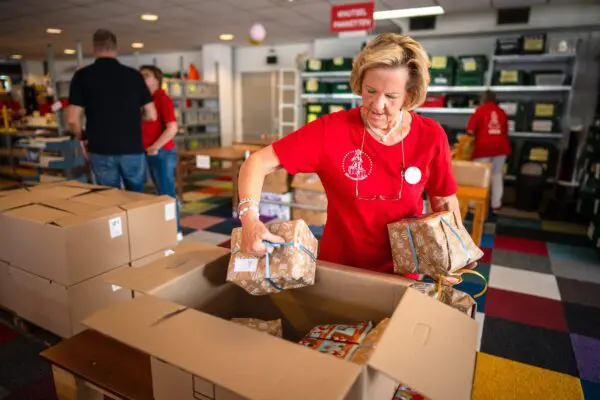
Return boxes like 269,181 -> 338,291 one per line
140,65 -> 181,236
466,91 -> 511,211
237,33 -> 466,285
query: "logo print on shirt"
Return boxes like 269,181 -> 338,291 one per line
342,150 -> 372,181
488,111 -> 502,135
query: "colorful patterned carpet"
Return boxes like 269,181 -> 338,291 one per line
0,175 -> 599,399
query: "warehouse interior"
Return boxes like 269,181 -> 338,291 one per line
0,0 -> 600,399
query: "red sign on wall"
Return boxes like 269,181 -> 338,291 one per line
330,2 -> 375,33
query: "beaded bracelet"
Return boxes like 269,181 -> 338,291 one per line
238,197 -> 258,211
239,205 -> 259,218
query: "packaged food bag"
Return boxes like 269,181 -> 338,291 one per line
410,282 -> 477,317
350,318 -> 390,365
387,211 -> 484,278
299,338 -> 360,361
231,318 -> 283,337
392,384 -> 428,400
227,219 -> 318,296
305,321 -> 373,344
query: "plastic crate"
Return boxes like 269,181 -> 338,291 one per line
429,56 -> 456,86
455,56 -> 487,86
495,36 -> 522,55
304,79 -> 330,94
531,71 -> 568,86
522,33 -> 546,55
330,82 -> 352,94
494,70 -> 529,85
328,103 -> 352,113
518,140 -> 559,177
329,57 -> 353,71
500,101 -> 529,132
305,103 -> 327,124
421,95 -> 446,108
305,59 -> 331,72
455,74 -> 486,86
528,101 -> 562,133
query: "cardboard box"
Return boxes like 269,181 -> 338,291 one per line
291,173 -> 325,192
262,169 -> 289,194
72,190 -> 178,261
294,189 -> 328,208
452,161 -> 492,188
292,208 -> 327,226
5,264 -> 132,338
0,198 -> 130,285
0,260 -> 16,312
84,244 -> 478,400
131,247 -> 177,268
259,192 -> 292,221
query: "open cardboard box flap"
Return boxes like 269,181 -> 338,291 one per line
83,295 -> 362,400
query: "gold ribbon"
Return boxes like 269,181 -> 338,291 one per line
436,268 -> 488,299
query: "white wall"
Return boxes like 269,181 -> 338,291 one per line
203,44 -> 234,147
21,60 -> 45,85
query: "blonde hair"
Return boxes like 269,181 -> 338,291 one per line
351,33 -> 431,110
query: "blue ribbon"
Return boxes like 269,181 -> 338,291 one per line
232,241 -> 316,292
440,216 -> 472,265
405,225 -> 420,274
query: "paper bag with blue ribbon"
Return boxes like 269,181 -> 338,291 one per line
227,220 -> 319,296
387,210 -> 485,286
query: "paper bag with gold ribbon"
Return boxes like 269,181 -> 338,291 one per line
387,211 -> 484,279
227,219 -> 318,296
410,282 -> 477,317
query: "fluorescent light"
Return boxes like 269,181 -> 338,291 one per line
141,14 -> 159,21
9,54 -> 22,60
131,42 -> 144,49
64,49 -> 76,55
46,28 -> 62,34
374,6 -> 444,20
219,33 -> 234,41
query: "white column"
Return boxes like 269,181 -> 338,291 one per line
202,44 -> 234,147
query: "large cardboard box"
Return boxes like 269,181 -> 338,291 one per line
262,169 -> 289,194
84,244 -> 478,400
0,197 -> 130,285
0,260 -> 17,312
291,173 -> 325,192
292,208 -> 327,226
4,264 -> 132,338
452,161 -> 492,188
72,190 -> 178,262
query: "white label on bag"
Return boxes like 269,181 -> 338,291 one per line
165,203 -> 176,221
108,217 -> 123,239
196,155 -> 211,169
111,285 -> 122,292
234,258 -> 258,272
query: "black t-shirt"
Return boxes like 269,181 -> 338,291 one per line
68,58 -> 152,155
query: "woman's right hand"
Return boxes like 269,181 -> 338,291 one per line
240,214 -> 285,257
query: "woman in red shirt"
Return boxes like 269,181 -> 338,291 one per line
466,91 -> 511,211
140,65 -> 181,236
237,33 -> 464,285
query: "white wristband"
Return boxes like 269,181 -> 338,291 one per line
239,205 -> 259,218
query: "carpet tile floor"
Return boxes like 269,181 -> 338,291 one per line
1,176 -> 599,399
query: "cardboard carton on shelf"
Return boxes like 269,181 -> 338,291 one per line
451,160 -> 492,188
292,208 -> 327,226
84,243 -> 478,400
262,169 -> 289,194
291,173 -> 325,192
0,197 -> 131,286
72,189 -> 178,262
3,263 -> 132,338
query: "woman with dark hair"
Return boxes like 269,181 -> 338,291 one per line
140,65 -> 181,238
466,90 -> 511,212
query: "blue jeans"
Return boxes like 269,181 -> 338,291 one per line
89,153 -> 145,193
146,148 -> 181,231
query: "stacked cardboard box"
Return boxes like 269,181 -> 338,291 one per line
291,173 -> 327,226
0,181 -> 177,337
451,161 -> 492,188
260,169 -> 292,220
83,243 -> 478,400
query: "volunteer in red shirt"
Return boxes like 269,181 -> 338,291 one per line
237,33 -> 465,285
466,90 -> 511,211
140,65 -> 181,237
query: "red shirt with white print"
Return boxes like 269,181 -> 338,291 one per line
141,89 -> 177,151
467,101 -> 511,159
272,107 -> 457,275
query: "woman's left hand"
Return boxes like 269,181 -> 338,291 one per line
146,145 -> 159,156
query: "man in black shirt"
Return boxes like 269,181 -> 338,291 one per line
66,29 -> 157,192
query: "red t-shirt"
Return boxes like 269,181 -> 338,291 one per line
272,108 -> 457,275
141,89 -> 177,150
467,101 -> 511,159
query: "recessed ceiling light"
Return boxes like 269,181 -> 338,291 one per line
141,14 -> 159,21
219,34 -> 234,41
374,6 -> 444,20
9,54 -> 22,60
64,49 -> 76,55
131,42 -> 144,49
46,28 -> 62,34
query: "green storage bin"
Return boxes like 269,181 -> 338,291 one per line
455,55 -> 487,86
495,69 -> 529,85
305,103 -> 327,124
522,33 -> 546,55
528,101 -> 562,133
330,57 -> 353,71
304,79 -> 330,94
304,59 -> 331,72
330,82 -> 352,94
429,56 -> 456,86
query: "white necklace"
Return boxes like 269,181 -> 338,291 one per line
366,111 -> 404,143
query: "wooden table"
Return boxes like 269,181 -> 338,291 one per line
178,146 -> 263,215
456,185 -> 490,247
40,330 -> 153,400
232,138 -> 275,147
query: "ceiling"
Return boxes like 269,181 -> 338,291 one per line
0,0 -> 595,59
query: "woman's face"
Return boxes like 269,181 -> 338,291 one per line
141,69 -> 159,92
361,67 -> 409,130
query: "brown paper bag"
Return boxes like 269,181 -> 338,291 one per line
227,219 -> 318,296
231,318 -> 283,337
387,211 -> 483,278
410,282 -> 476,317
